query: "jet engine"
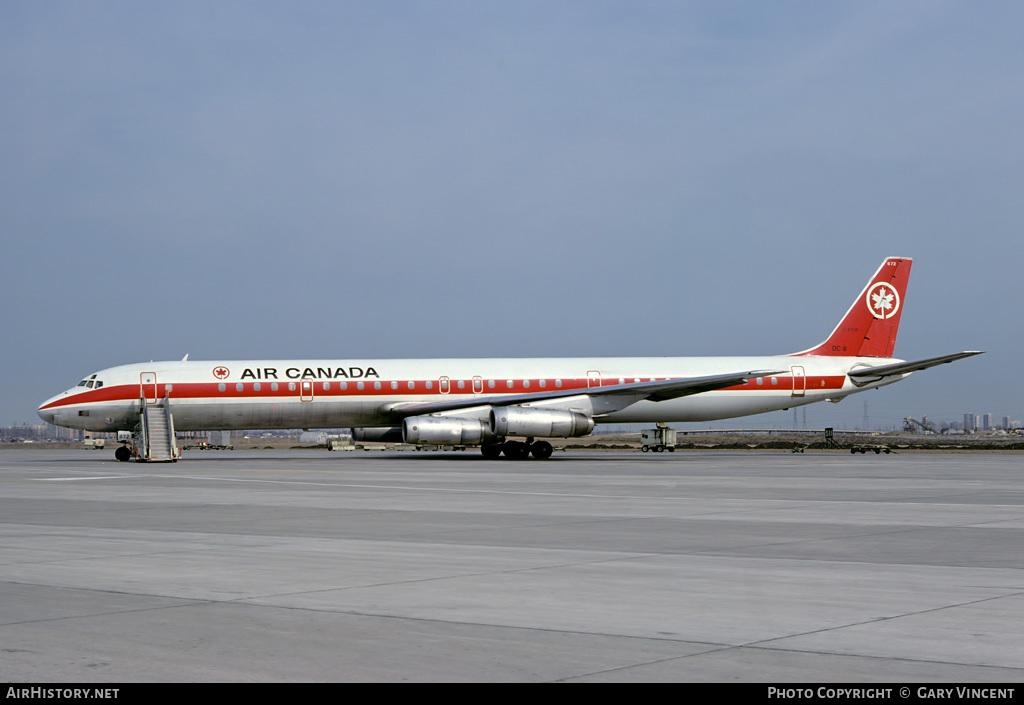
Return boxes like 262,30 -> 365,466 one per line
402,416 -> 497,445
351,427 -> 403,443
489,407 -> 594,438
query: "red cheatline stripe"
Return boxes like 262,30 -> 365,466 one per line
40,374 -> 848,410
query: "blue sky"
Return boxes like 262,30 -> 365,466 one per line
2,1 -> 1020,430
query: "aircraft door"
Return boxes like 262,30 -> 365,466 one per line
587,370 -> 602,388
473,376 -> 483,394
791,366 -> 806,397
440,376 -> 450,394
300,378 -> 314,402
140,372 -> 158,404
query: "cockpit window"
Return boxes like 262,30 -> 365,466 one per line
86,381 -> 94,388
95,381 -> 103,389
77,380 -> 89,387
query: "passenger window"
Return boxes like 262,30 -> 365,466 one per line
271,382 -> 279,391
254,383 -> 261,392
408,381 -> 415,390
556,379 -> 562,388
218,383 -> 226,392
425,381 -> 433,389
236,383 -> 244,392
391,381 -> 398,390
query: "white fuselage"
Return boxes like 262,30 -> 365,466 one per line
37,355 -> 902,433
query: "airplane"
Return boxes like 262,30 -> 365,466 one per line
38,257 -> 982,461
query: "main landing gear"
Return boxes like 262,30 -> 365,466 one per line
481,439 -> 554,460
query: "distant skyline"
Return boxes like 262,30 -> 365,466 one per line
2,1 -> 1020,429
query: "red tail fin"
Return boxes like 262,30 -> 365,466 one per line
794,257 -> 912,358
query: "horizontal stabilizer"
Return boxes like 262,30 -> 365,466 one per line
848,351 -> 984,382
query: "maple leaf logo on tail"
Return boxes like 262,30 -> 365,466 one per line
866,283 -> 900,320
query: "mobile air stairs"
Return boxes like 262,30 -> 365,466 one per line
127,391 -> 180,462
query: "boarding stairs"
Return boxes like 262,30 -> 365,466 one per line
138,392 -> 180,462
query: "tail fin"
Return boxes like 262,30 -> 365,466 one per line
794,257 -> 912,358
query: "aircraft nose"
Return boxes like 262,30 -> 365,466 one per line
37,396 -> 60,425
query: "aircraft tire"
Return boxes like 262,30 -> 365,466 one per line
530,441 -> 553,460
481,444 -> 503,459
502,441 -> 530,460
114,446 -> 131,462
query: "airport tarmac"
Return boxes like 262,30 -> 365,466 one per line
1,448 -> 1023,683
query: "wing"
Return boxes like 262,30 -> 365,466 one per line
380,369 -> 784,419
847,351 -> 984,384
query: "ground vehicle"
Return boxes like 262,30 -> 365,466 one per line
641,425 -> 676,452
850,445 -> 892,454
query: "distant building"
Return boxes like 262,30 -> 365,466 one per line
963,413 -> 976,432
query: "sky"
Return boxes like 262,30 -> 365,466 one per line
2,1 -> 1021,431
